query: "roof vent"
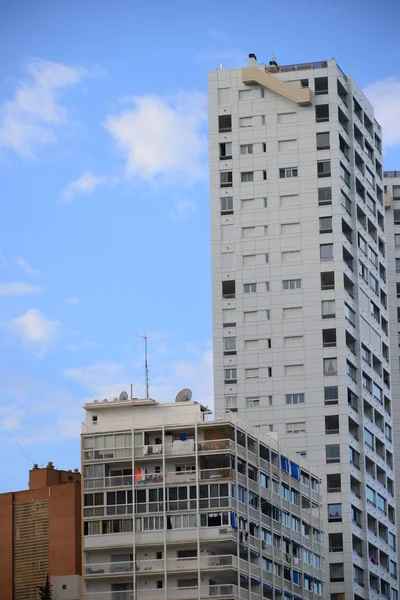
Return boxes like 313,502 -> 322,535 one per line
249,53 -> 257,67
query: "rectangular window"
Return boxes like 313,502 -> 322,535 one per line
282,250 -> 301,262
286,422 -> 306,434
324,386 -> 338,405
244,283 -> 257,293
244,339 -> 258,350
218,114 -> 231,133
321,299 -> 335,318
319,216 -> 333,233
219,142 -> 232,159
320,243 -> 333,261
280,167 -> 298,178
324,357 -> 337,376
246,397 -> 259,408
240,144 -> 253,155
318,160 -> 331,177
223,337 -> 236,355
239,116 -> 252,127
220,196 -> 233,214
241,171 -> 254,182
242,226 -> 255,238
285,364 -> 304,376
225,395 -> 237,409
281,222 -> 300,234
318,187 -> 332,205
224,368 -> 237,383
316,132 -> 330,150
278,112 -> 296,124
245,368 -> 259,379
326,444 -> 340,464
286,393 -> 305,404
315,104 -> 329,122
283,279 -> 301,290
222,308 -> 235,326
220,171 -> 232,187
280,194 -> 299,206
278,139 -> 297,151
283,307 -> 302,319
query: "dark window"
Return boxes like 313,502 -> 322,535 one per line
316,104 -> 329,123
218,114 -> 231,133
315,77 -> 329,95
318,187 -> 332,205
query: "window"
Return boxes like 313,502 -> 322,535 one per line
92,415 -> 98,424
241,171 -> 253,183
346,361 -> 356,381
246,397 -> 259,408
285,364 -> 303,376
319,216 -> 333,233
324,357 -> 337,376
340,163 -> 350,186
282,250 -> 301,262
223,308 -> 235,326
218,114 -> 231,133
328,504 -> 342,522
286,393 -> 305,404
322,328 -> 336,348
318,160 -> 331,178
223,337 -> 236,355
244,283 -> 257,293
278,112 -> 296,124
316,104 -> 329,122
321,271 -> 334,290
326,444 -> 340,464
278,139 -> 297,151
315,76 -> 329,95
320,243 -> 333,261
242,226 -> 255,238
322,300 -> 335,318
225,396 -> 237,410
284,336 -> 303,347
222,280 -> 235,298
224,368 -> 237,383
316,132 -> 330,150
287,422 -> 306,434
239,116 -> 252,127
318,187 -> 332,205
240,143 -> 253,155
281,222 -> 300,234
325,386 -> 338,405
220,196 -> 233,214
283,307 -> 302,319
220,171 -> 232,187
219,142 -> 232,159
245,368 -> 259,379
283,279 -> 301,290
344,303 -> 355,326
280,167 -> 298,178
327,473 -> 341,492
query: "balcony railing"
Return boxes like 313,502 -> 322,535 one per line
84,584 -> 260,600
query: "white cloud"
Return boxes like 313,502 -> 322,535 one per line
64,362 -> 129,400
61,170 -> 106,202
16,257 -> 39,275
0,58 -> 93,157
363,78 -> 400,148
65,297 -> 83,304
10,308 -> 61,350
105,91 -> 207,184
169,200 -> 196,221
0,282 -> 41,295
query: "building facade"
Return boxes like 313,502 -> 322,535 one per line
209,55 -> 398,599
82,395 -> 323,600
384,171 -> 400,562
0,464 -> 82,600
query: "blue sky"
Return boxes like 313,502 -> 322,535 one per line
0,0 -> 399,492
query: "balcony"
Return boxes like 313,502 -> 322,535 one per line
84,584 -> 263,600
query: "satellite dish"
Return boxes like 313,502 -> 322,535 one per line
175,388 -> 193,403
103,399 -> 108,403
119,391 -> 129,401
113,397 -> 118,402
93,400 -> 99,403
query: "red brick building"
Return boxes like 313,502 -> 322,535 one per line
0,464 -> 82,600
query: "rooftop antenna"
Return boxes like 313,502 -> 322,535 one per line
269,52 -> 278,67
137,334 -> 149,398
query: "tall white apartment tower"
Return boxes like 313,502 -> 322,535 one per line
209,54 -> 399,600
383,171 -> 400,562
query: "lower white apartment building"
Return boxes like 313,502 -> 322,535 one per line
82,394 -> 324,600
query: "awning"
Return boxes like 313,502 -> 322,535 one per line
251,576 -> 260,584
263,583 -> 272,590
240,573 -> 248,580
289,461 -> 300,480
250,549 -> 259,557
275,588 -> 282,595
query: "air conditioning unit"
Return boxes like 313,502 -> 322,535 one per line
261,541 -> 267,549
219,527 -> 228,535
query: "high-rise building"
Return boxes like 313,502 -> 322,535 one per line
0,464 -> 82,600
383,170 -> 400,562
209,54 -> 398,599
82,394 -> 324,600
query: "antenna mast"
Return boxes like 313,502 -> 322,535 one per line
138,334 -> 149,398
